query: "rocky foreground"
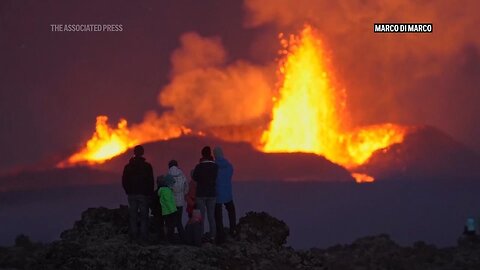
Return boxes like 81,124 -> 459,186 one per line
1,206 -> 480,270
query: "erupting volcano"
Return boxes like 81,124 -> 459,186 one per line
261,26 -> 406,169
59,25 -> 408,183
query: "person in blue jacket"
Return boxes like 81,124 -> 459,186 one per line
213,146 -> 236,242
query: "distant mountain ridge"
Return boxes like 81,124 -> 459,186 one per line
358,125 -> 480,181
1,126 -> 478,192
95,135 -> 355,182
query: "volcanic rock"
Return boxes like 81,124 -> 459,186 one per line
237,211 -> 289,247
0,206 -> 306,270
2,206 -> 480,269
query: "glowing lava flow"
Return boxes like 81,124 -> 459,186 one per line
261,25 -> 406,182
58,114 -> 191,167
57,116 -> 135,167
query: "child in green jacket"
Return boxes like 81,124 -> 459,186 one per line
158,174 -> 184,242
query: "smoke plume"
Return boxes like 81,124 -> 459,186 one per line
158,32 -> 274,131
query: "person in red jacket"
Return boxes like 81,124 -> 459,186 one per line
122,145 -> 154,242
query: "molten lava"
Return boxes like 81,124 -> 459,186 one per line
261,25 -> 406,180
58,114 -> 191,167
351,173 -> 375,183
58,116 -> 135,166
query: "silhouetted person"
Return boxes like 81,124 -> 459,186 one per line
213,147 -> 236,243
464,217 -> 477,236
122,145 -> 154,242
192,146 -> 218,241
167,160 -> 188,240
459,217 -> 480,247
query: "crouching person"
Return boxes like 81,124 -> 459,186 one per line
185,207 -> 203,247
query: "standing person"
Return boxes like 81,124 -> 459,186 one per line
192,146 -> 218,242
157,174 -> 183,243
167,160 -> 188,238
213,146 -> 237,243
122,145 -> 154,243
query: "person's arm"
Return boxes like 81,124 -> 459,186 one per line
147,164 -> 154,194
192,165 -> 199,182
183,174 -> 189,195
122,166 -> 129,194
228,160 -> 234,178
213,164 -> 219,182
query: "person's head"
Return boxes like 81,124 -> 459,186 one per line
201,146 -> 213,160
213,146 -> 224,160
168,160 -> 178,168
164,174 -> 175,188
156,175 -> 165,188
133,145 -> 144,157
466,217 -> 476,228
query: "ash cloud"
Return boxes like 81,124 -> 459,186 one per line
243,0 -> 480,150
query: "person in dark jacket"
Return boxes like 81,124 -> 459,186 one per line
213,146 -> 236,243
122,145 -> 154,242
192,146 -> 218,241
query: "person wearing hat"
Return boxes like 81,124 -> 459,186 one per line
157,174 -> 183,243
122,145 -> 154,243
192,146 -> 218,242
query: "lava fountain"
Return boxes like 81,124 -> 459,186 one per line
261,25 -> 407,182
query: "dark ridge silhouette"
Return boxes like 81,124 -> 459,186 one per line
357,125 -> 480,181
95,135 -> 354,182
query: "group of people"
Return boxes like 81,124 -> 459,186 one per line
121,145 -> 236,246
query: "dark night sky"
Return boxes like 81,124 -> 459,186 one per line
1,0 -> 479,173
